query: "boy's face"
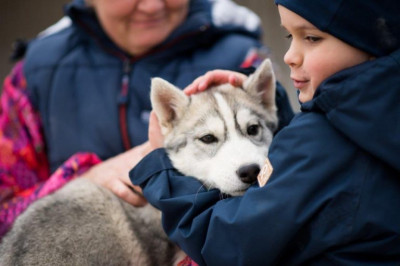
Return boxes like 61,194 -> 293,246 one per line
278,5 -> 371,103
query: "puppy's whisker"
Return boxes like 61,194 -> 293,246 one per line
194,185 -> 206,203
198,184 -> 206,193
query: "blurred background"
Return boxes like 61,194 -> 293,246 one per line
0,0 -> 299,110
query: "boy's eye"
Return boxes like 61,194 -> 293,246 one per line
199,134 -> 218,144
285,34 -> 292,40
305,36 -> 322,43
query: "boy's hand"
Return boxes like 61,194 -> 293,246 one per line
184,70 -> 247,95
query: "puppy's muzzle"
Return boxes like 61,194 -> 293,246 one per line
237,164 -> 260,184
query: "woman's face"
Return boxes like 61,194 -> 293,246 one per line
278,5 -> 371,103
90,0 -> 190,55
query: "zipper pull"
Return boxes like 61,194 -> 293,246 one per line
119,59 -> 131,104
123,58 -> 131,74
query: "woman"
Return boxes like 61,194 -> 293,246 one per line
0,0 -> 294,237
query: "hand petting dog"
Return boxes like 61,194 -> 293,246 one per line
184,70 -> 247,95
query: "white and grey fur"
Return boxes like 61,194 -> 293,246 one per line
0,59 -> 277,265
152,58 -> 277,196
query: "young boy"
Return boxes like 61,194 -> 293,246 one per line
130,0 -> 400,265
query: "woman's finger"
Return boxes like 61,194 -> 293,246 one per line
148,111 -> 164,149
112,180 -> 148,207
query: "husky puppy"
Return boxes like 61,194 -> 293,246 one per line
0,59 -> 277,265
152,58 -> 277,196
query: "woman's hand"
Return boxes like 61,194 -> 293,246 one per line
148,111 -> 164,150
81,142 -> 152,206
184,70 -> 247,95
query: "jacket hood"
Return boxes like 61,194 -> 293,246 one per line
62,0 -> 262,59
302,49 -> 400,172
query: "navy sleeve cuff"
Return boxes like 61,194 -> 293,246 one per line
129,148 -> 175,186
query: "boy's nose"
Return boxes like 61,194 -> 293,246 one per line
284,43 -> 302,67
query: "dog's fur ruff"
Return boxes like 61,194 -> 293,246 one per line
0,59 -> 277,265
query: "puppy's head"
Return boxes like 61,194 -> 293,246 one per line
151,59 -> 277,195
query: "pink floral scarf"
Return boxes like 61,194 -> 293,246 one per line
0,62 -> 101,237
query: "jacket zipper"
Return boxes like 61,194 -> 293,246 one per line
117,25 -> 210,150
118,59 -> 132,150
76,14 -> 210,151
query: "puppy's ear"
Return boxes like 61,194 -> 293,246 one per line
243,59 -> 276,111
151,78 -> 189,133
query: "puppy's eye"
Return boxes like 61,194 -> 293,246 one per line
247,124 -> 259,136
199,134 -> 218,144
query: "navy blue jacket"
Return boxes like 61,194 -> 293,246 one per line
130,49 -> 400,265
23,0 -> 293,173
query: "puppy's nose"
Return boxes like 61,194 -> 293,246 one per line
237,164 -> 260,184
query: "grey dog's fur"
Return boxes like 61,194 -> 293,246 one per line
0,178 -> 180,266
0,59 -> 277,265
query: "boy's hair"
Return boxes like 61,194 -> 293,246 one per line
275,0 -> 400,56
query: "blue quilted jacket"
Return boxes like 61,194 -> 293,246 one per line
130,49 -> 400,265
23,0 -> 294,172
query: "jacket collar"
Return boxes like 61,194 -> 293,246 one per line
301,49 -> 400,171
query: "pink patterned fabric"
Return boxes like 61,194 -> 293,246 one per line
177,256 -> 199,266
0,62 -> 101,238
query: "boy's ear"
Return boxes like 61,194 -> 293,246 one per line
150,78 -> 189,134
243,58 -> 276,111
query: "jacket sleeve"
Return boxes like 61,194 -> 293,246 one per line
130,114 -> 363,265
0,62 -> 101,238
130,148 -> 305,265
